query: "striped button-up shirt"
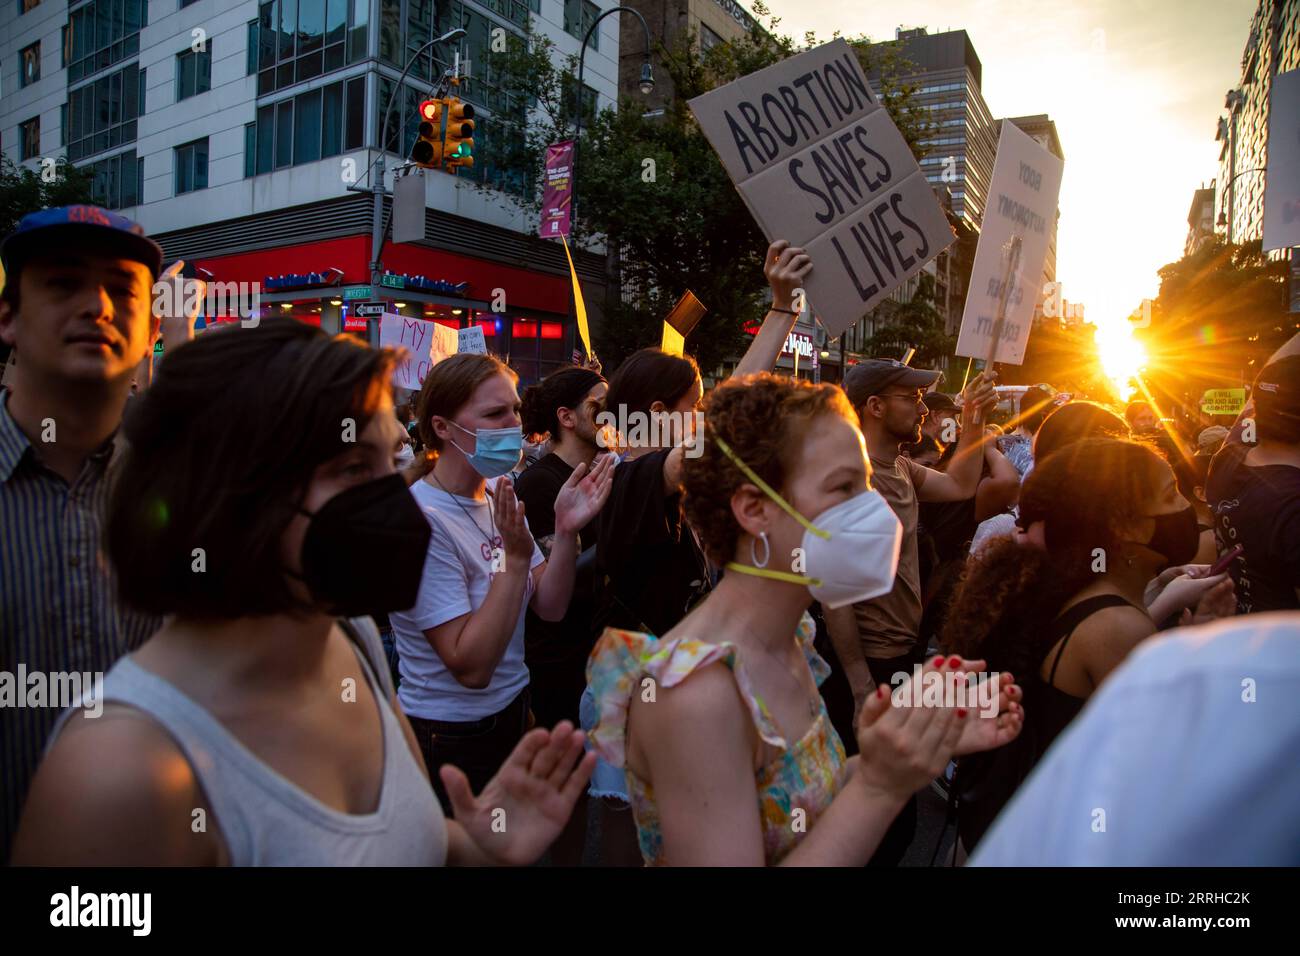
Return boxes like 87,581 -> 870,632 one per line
0,390 -> 160,861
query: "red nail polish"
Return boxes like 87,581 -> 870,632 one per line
932,655 -> 945,667
957,708 -> 968,718
948,656 -> 961,668
876,686 -> 886,699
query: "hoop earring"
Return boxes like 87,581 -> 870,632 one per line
751,531 -> 770,569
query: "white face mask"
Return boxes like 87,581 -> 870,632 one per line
714,435 -> 902,608
395,443 -> 415,465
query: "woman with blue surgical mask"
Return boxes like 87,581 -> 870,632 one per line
394,353 -> 614,814
585,373 -> 1024,865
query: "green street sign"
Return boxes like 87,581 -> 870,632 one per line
380,275 -> 405,289
1201,388 -> 1246,416
342,286 -> 372,299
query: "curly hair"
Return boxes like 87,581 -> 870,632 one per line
942,437 -> 1166,676
682,373 -> 858,565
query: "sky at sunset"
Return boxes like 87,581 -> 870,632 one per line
763,0 -> 1258,332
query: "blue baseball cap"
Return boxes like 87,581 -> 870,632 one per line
1,204 -> 164,283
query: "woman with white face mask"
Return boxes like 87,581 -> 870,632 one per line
585,374 -> 1025,865
395,353 -> 615,815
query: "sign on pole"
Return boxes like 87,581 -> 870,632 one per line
687,39 -> 955,339
1263,68 -> 1300,253
393,170 -> 426,244
540,141 -> 575,239
379,313 -> 457,390
955,122 -> 1064,365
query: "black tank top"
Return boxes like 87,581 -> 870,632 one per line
954,593 -> 1141,853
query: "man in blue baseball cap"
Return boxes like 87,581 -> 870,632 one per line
0,205 -> 187,861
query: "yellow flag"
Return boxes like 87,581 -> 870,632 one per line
661,323 -> 685,356
561,235 -> 592,358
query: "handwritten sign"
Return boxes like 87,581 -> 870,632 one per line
956,122 -> 1064,365
458,325 -> 487,354
379,313 -> 457,390
688,39 -> 955,338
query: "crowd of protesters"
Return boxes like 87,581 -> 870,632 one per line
1,205 -> 1296,867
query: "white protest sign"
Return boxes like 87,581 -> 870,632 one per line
379,313 -> 457,390
688,39 -> 954,338
1263,68 -> 1300,252
955,122 -> 1063,365
458,325 -> 487,354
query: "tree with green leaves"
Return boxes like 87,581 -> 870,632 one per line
861,272 -> 956,368
0,155 -> 95,240
1140,237 -> 1291,410
477,4 -> 933,373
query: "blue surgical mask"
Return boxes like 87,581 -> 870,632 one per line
450,421 -> 523,478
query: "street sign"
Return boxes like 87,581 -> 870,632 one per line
342,286 -> 372,299
381,275 -> 405,289
354,302 -> 386,317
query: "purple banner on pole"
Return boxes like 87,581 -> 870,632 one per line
540,140 -> 574,239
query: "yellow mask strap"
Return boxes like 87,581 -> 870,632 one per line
712,434 -> 832,541
725,562 -> 822,588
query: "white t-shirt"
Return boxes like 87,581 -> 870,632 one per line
970,612 -> 1300,866
392,477 -> 544,721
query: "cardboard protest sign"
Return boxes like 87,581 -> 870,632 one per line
956,122 -> 1064,365
661,290 -> 707,356
458,325 -> 487,354
380,313 -> 457,390
1263,69 -> 1300,253
1201,388 -> 1247,416
688,39 -> 954,338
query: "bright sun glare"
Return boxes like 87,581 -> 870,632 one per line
1093,320 -> 1148,401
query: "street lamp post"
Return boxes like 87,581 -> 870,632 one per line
1218,167 -> 1266,244
572,6 -> 655,222
356,27 -> 466,344
567,8 -> 654,359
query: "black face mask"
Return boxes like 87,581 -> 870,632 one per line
295,474 -> 431,617
1143,504 -> 1200,570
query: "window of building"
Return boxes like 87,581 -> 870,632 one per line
20,41 -> 40,87
564,0 -> 600,49
561,80 -> 598,125
67,63 -> 143,161
20,116 -> 40,159
700,24 -> 724,52
181,0 -> 202,7
257,0 -> 363,96
61,25 -> 71,68
177,44 -> 212,101
175,138 -> 209,194
20,0 -> 41,13
246,76 -> 364,176
81,149 -> 142,209
68,0 -> 147,83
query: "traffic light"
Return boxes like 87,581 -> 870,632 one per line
410,98 -> 443,169
443,98 -> 475,170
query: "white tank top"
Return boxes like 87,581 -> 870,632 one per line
48,617 -> 447,866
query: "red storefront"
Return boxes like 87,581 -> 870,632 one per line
194,235 -> 576,384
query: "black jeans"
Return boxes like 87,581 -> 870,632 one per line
407,688 -> 531,818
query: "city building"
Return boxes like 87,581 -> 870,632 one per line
1214,0 -> 1299,254
0,0 -> 627,384
617,0 -> 763,112
1186,183 -> 1217,256
871,27 -> 998,231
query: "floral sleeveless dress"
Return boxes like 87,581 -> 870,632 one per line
585,612 -> 850,865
